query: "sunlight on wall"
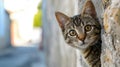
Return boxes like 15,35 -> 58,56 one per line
4,0 -> 42,47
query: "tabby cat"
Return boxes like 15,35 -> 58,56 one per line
55,0 -> 101,67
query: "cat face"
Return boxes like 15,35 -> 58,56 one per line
55,0 -> 101,49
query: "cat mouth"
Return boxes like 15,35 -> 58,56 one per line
79,41 -> 85,45
78,41 -> 91,49
78,42 -> 87,47
78,44 -> 88,49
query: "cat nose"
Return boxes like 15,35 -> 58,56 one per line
78,34 -> 85,41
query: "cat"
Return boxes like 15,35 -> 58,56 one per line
55,0 -> 101,67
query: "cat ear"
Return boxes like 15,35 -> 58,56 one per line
82,0 -> 97,18
55,12 -> 70,30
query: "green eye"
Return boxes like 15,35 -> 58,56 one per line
85,25 -> 92,31
69,30 -> 77,36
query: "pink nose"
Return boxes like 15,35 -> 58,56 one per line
78,34 -> 85,41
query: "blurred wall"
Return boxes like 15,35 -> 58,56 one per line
4,0 -> 41,46
0,0 -> 11,49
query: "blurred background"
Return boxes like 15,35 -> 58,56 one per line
0,0 -> 78,67
0,0 -> 103,67
0,0 -> 45,67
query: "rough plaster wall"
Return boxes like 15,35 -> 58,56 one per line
102,0 -> 120,67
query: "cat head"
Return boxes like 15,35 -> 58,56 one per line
55,0 -> 101,49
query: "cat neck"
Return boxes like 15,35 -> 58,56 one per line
81,39 -> 101,67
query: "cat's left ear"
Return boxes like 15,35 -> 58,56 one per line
55,12 -> 70,30
82,0 -> 97,18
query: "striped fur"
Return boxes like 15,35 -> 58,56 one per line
83,39 -> 101,67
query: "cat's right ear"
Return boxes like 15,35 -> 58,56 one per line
82,0 -> 97,18
55,12 -> 70,30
